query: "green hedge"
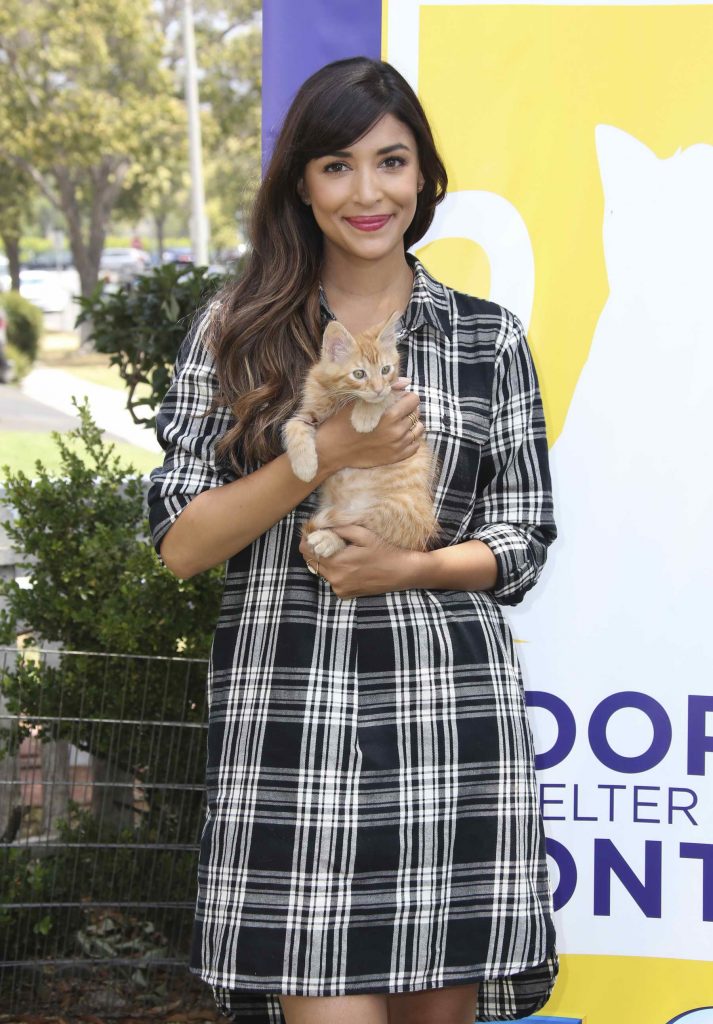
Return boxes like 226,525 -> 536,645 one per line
76,263 -> 236,429
0,291 -> 44,361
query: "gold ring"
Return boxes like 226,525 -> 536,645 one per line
306,559 -> 318,575
409,425 -> 417,443
408,411 -> 419,429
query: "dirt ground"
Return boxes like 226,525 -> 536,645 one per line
0,970 -> 230,1024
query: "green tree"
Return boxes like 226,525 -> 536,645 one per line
198,1 -> 261,251
0,0 -> 183,304
157,0 -> 262,253
0,161 -> 35,290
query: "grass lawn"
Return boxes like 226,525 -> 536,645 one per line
41,351 -> 153,401
39,334 -> 153,400
0,432 -> 160,478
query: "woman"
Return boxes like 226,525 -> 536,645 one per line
148,57 -> 558,1024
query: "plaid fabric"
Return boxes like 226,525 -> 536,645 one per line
147,255 -> 558,1022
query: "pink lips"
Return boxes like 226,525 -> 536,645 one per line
345,215 -> 392,232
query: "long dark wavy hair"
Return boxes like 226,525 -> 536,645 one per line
208,56 -> 448,473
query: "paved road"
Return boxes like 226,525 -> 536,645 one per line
1,384 -> 81,434
0,374 -> 160,453
19,367 -> 160,453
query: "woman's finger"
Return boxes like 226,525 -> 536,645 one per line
331,524 -> 380,547
387,391 -> 420,420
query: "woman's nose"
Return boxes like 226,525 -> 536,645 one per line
353,169 -> 383,206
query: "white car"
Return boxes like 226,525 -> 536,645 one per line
100,246 -> 151,285
0,254 -> 11,293
19,269 -> 71,314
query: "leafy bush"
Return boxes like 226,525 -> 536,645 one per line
0,399 -> 223,777
76,262 -> 239,429
4,341 -> 32,381
0,802 -> 198,968
0,290 -> 43,361
0,398 -> 222,657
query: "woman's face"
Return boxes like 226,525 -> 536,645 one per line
298,113 -> 425,266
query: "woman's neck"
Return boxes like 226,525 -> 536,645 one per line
320,245 -> 414,335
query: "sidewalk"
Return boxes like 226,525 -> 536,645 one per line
20,366 -> 161,453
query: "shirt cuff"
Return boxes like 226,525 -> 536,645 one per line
468,522 -> 550,606
147,491 -> 195,563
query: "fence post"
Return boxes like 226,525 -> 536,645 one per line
41,738 -> 71,834
0,688 -> 21,841
91,754 -> 137,831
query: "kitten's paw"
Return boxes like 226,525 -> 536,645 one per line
289,448 -> 319,482
308,529 -> 346,557
351,403 -> 382,433
284,418 -> 318,480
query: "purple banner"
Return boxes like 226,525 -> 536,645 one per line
262,0 -> 382,169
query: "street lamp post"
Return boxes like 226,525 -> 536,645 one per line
183,0 -> 209,266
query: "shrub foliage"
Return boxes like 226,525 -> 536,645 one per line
0,399 -> 223,776
75,263 -> 234,428
0,291 -> 44,361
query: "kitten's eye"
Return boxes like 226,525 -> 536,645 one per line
381,365 -> 392,375
352,369 -> 367,380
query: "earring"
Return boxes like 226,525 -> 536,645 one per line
302,196 -> 311,205
417,183 -> 424,193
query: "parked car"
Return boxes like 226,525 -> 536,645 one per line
19,268 -> 72,314
162,246 -> 194,265
0,254 -> 11,292
99,246 -> 151,286
24,250 -> 74,271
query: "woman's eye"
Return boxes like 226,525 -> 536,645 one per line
381,365 -> 392,375
352,369 -> 367,380
324,161 -> 348,173
382,156 -> 407,169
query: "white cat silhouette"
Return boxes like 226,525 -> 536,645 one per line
415,189 -> 535,329
508,125 -> 713,960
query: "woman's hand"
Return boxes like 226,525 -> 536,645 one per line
299,525 -> 421,599
314,378 -> 425,475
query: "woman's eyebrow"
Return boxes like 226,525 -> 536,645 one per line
324,143 -> 412,158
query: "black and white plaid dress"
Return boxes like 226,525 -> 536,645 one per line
147,255 -> 558,1022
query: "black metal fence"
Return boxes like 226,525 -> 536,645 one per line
0,645 -> 212,1015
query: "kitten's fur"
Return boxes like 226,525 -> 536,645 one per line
282,312 -> 440,559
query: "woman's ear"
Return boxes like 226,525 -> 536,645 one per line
297,178 -> 311,206
417,172 -> 425,194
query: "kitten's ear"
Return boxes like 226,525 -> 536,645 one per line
377,310 -> 402,346
323,321 -> 356,364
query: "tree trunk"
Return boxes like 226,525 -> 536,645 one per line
2,235 -> 21,291
91,755 -> 137,832
53,160 -> 129,350
154,213 -> 166,264
40,739 -> 71,834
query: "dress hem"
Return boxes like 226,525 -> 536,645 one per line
193,945 -> 557,998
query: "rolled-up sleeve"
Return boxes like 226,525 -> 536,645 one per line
465,312 -> 557,606
146,306 -> 238,561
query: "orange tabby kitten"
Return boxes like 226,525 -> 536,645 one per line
282,311 -> 440,559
